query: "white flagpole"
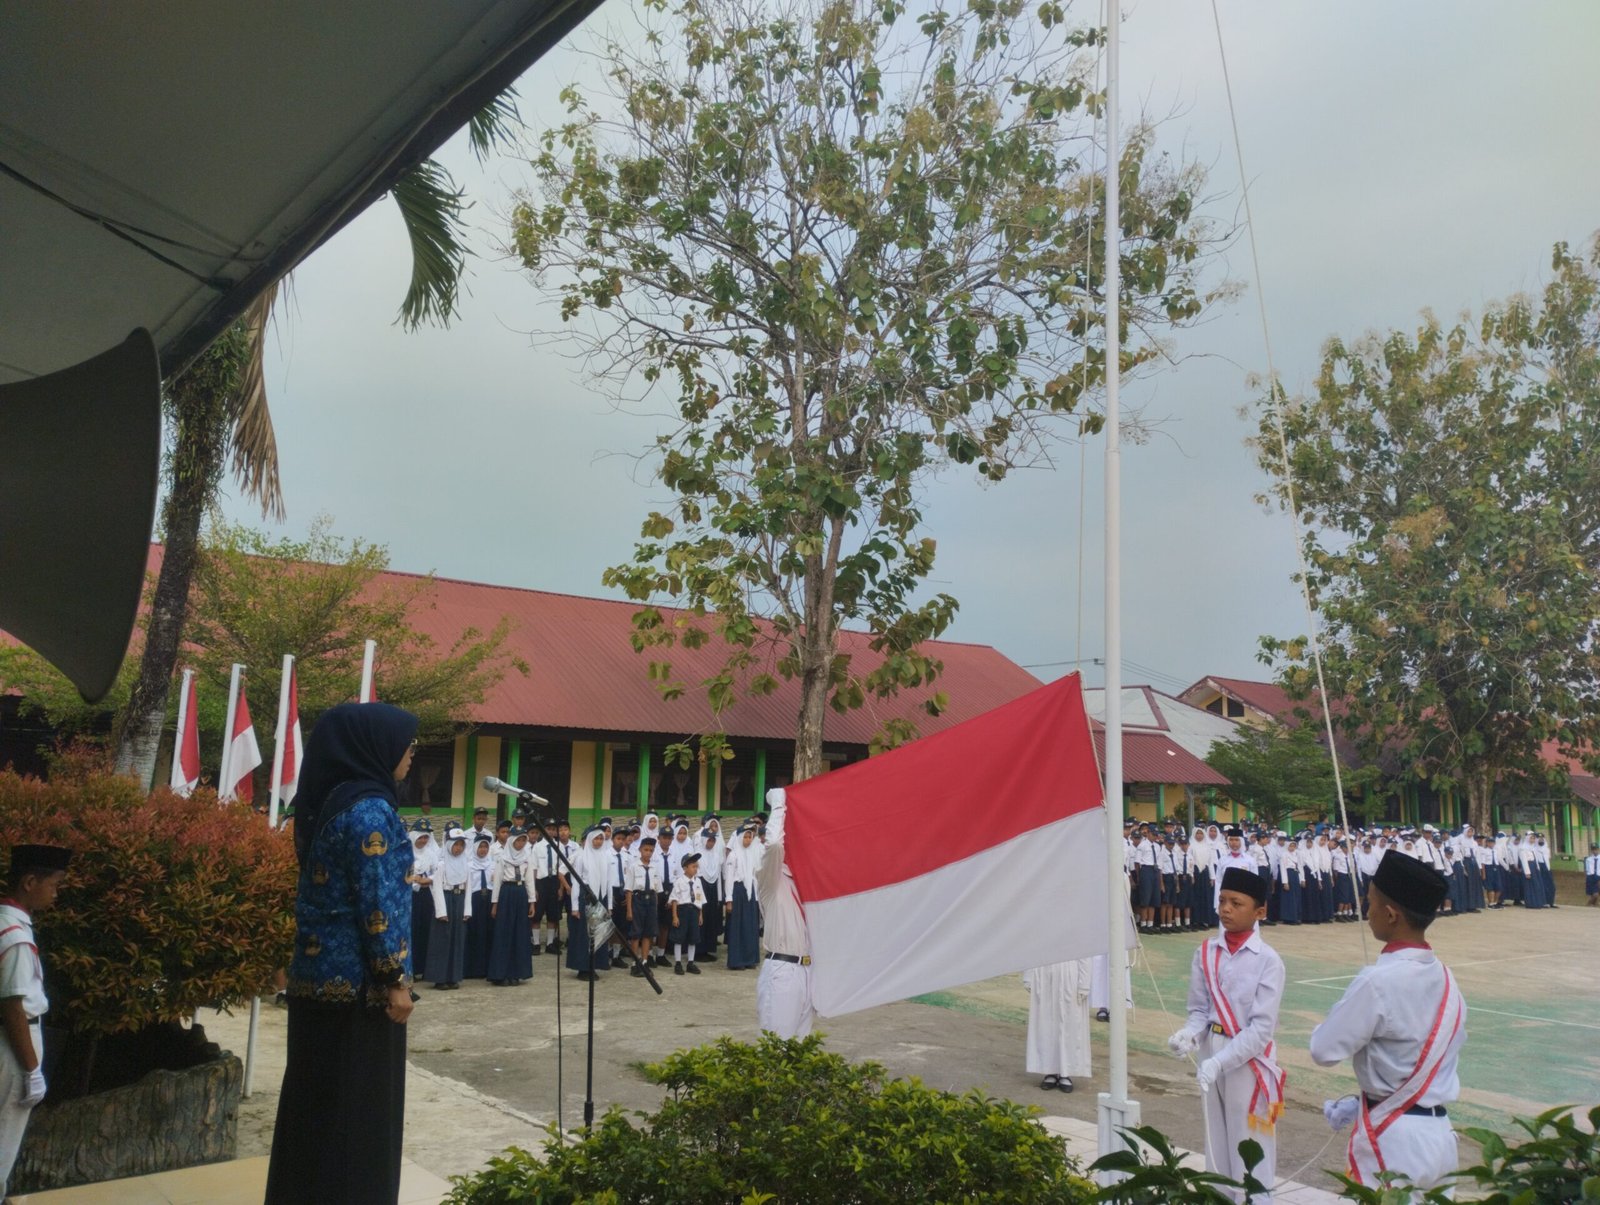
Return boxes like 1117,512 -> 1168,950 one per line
268,654 -> 294,829
1096,0 -> 1141,1166
359,639 -> 376,702
220,663 -> 243,802
170,668 -> 193,791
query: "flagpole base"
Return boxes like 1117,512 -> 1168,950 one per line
1095,1092 -> 1142,1184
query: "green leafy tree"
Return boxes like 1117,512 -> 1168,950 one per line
1255,237 -> 1600,833
3,519 -> 526,784
1204,719 -> 1342,831
515,0 -> 1221,779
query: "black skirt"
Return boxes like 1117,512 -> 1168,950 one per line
409,889 -> 432,976
423,889 -> 468,985
265,997 -> 406,1205
487,882 -> 534,982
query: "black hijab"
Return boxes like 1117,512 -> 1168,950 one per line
293,702 -> 419,865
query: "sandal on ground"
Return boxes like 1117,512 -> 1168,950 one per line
1040,1075 -> 1060,1091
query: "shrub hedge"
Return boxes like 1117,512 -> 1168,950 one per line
444,1033 -> 1094,1204
0,763 -> 297,1039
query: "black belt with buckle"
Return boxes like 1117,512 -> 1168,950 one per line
1365,1096 -> 1447,1118
448,886 -> 465,894
765,952 -> 812,966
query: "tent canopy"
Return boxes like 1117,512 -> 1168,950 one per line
0,0 -> 602,384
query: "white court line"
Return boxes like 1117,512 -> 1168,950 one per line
1294,949 -> 1577,989
1465,1006 -> 1600,1032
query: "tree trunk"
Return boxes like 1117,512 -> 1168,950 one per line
1464,767 -> 1494,835
793,639 -> 831,783
111,351 -> 234,784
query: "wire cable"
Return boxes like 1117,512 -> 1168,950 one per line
1209,1 -> 1369,965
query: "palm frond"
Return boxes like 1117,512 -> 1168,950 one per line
392,159 -> 468,331
467,87 -> 521,164
229,279 -> 285,519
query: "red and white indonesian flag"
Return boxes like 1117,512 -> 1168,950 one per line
223,686 -> 263,804
169,671 -> 201,796
279,664 -> 304,806
783,673 -> 1121,1017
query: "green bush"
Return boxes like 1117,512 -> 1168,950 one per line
0,764 -> 297,1039
445,1034 -> 1093,1204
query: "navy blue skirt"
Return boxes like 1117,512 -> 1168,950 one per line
725,881 -> 760,969
486,882 -> 534,981
464,889 -> 493,978
410,889 -> 433,977
565,910 -> 612,971
1279,874 -> 1301,924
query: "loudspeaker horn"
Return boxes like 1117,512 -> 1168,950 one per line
0,329 -> 161,701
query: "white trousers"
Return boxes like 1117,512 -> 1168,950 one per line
755,958 -> 815,1039
1351,1112 -> 1458,1194
1198,1031 -> 1275,1204
0,1022 -> 41,1198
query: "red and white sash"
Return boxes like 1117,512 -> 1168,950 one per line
1201,940 -> 1286,1134
1347,965 -> 1465,1184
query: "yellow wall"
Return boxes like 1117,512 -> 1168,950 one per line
1188,689 -> 1271,729
471,736 -> 502,815
449,734 -> 469,807
569,741 -> 598,812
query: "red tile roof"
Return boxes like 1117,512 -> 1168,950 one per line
1091,727 -> 1230,786
1183,675 -> 1301,722
1,547 -> 1041,746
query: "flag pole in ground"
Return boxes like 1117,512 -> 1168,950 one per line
268,654 -> 295,829
220,663 -> 243,803
359,639 -> 376,702
1096,0 -> 1141,1168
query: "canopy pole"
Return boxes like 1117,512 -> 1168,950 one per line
1096,0 -> 1141,1172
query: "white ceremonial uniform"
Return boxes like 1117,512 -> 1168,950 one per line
1023,960 -> 1092,1078
1309,945 -> 1466,1191
0,902 -> 49,1197
754,790 -> 815,1039
1181,928 -> 1286,1201
1089,951 -> 1134,1013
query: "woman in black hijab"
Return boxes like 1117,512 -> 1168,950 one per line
266,703 -> 419,1205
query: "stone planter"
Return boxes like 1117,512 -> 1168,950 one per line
10,1050 -> 241,1194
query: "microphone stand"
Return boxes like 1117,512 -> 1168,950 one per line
516,792 -> 661,1135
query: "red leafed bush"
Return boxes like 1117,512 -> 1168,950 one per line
0,765 -> 297,1038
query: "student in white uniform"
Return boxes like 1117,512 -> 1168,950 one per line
1212,826 -> 1257,920
1310,850 -> 1466,1193
1168,866 -> 1285,1201
1585,842 -> 1600,907
0,844 -> 72,1200
1023,959 -> 1092,1094
754,788 -> 815,1039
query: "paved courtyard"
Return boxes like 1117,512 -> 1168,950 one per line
209,893 -> 1596,1196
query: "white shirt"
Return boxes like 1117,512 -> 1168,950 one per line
1584,853 -> 1600,876
755,796 -> 811,958
669,874 -> 706,911
624,857 -> 662,894
1184,928 -> 1285,1075
1309,946 -> 1465,1107
532,837 -> 562,880
1155,845 -> 1176,874
1212,847 -> 1257,904
1131,840 -> 1156,868
0,903 -> 49,1019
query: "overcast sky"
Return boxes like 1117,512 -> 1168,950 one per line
237,0 -> 1600,697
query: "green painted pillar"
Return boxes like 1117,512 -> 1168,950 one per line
754,749 -> 767,813
462,733 -> 479,824
592,742 -> 605,812
1155,785 -> 1165,823
637,743 -> 651,811
706,756 -> 719,813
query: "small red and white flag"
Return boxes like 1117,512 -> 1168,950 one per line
169,669 -> 201,796
223,684 -> 263,804
279,664 -> 303,806
783,673 -> 1123,1017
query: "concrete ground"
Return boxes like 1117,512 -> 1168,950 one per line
209,896 -> 1598,1195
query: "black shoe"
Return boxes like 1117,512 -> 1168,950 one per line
431,981 -> 450,990
576,971 -> 597,982
1095,1008 -> 1110,1023
1058,1076 -> 1074,1093
550,941 -> 564,954
674,961 -> 685,976
630,965 -> 645,977
1040,1075 -> 1060,1091
686,961 -> 701,975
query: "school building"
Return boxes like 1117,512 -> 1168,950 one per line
1178,675 -> 1600,855
359,569 -> 1046,832
1082,686 -> 1232,827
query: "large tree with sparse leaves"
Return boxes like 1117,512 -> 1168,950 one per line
514,0 -> 1222,780
1255,237 -> 1600,834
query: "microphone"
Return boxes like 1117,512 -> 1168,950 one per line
481,776 -> 551,806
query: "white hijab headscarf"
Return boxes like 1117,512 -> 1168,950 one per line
438,836 -> 471,887
468,838 -> 496,891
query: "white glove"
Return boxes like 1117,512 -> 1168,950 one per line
21,1067 -> 46,1107
1323,1096 -> 1360,1131
1196,1057 -> 1221,1093
1166,1027 -> 1200,1059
